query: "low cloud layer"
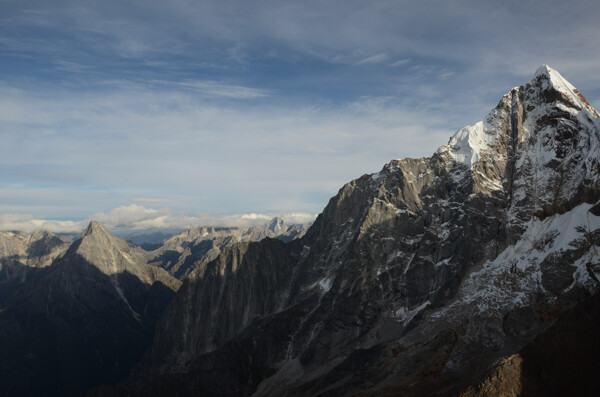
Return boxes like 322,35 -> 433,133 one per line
0,213 -> 82,234
0,205 -> 317,234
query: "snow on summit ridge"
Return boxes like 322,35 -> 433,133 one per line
531,64 -> 600,118
534,64 -> 576,92
439,65 -> 600,168
441,120 -> 495,167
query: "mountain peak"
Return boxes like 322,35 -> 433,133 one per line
533,64 -> 568,85
533,64 -> 553,78
67,221 -> 180,290
532,64 -> 577,92
439,65 -> 599,169
71,221 -> 137,275
82,220 -> 110,238
531,64 -> 600,118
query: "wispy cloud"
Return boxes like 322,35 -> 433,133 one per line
162,80 -> 271,99
389,59 -> 410,67
131,198 -> 171,204
0,213 -> 82,234
354,53 -> 388,65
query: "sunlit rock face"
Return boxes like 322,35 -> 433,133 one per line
98,66 -> 600,397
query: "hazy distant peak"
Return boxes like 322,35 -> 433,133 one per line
267,217 -> 285,232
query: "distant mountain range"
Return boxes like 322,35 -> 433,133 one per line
2,66 -> 600,396
0,218 -> 307,396
145,217 -> 308,278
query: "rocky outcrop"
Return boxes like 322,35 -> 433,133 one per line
98,66 -> 600,396
0,221 -> 180,397
461,293 -> 600,397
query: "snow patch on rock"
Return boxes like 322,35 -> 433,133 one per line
433,202 -> 600,321
442,120 -> 499,167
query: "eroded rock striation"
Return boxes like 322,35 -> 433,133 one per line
99,66 -> 600,396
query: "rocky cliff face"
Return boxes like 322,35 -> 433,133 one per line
460,292 -> 600,397
98,66 -> 600,396
0,221 -> 180,397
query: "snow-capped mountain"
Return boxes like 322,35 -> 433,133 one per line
97,65 -> 600,396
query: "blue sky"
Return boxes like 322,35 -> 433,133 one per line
2,0 -> 600,232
